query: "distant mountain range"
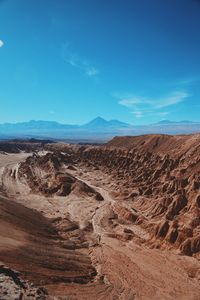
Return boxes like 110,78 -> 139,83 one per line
0,117 -> 200,141
82,117 -> 129,129
154,120 -> 195,125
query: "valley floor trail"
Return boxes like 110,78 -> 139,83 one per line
0,150 -> 200,299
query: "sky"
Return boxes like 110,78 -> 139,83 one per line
0,0 -> 200,125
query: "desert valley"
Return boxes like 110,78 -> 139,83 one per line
1,0 -> 200,299
0,134 -> 200,299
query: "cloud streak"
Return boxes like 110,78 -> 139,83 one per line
119,91 -> 188,108
62,44 -> 99,77
0,40 -> 4,48
118,91 -> 189,118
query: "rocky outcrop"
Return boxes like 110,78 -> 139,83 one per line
19,153 -> 104,201
0,264 -> 48,299
0,139 -> 53,153
166,195 -> 188,220
113,205 -> 138,224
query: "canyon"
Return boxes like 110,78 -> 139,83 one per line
0,134 -> 200,299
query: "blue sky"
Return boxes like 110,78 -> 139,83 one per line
0,0 -> 200,125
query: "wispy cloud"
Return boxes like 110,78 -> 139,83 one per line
119,91 -> 188,108
119,97 -> 147,108
49,110 -> 55,115
169,77 -> 200,87
131,110 -> 169,119
158,111 -> 169,117
85,67 -> 99,76
0,40 -> 4,48
131,111 -> 144,118
154,91 -> 188,108
62,44 -> 99,77
117,91 -> 189,118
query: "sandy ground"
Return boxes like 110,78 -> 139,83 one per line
0,153 -> 200,299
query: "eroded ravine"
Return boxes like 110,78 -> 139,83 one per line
0,150 -> 200,299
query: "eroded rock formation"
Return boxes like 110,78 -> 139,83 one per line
46,134 -> 200,257
1,134 -> 200,299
